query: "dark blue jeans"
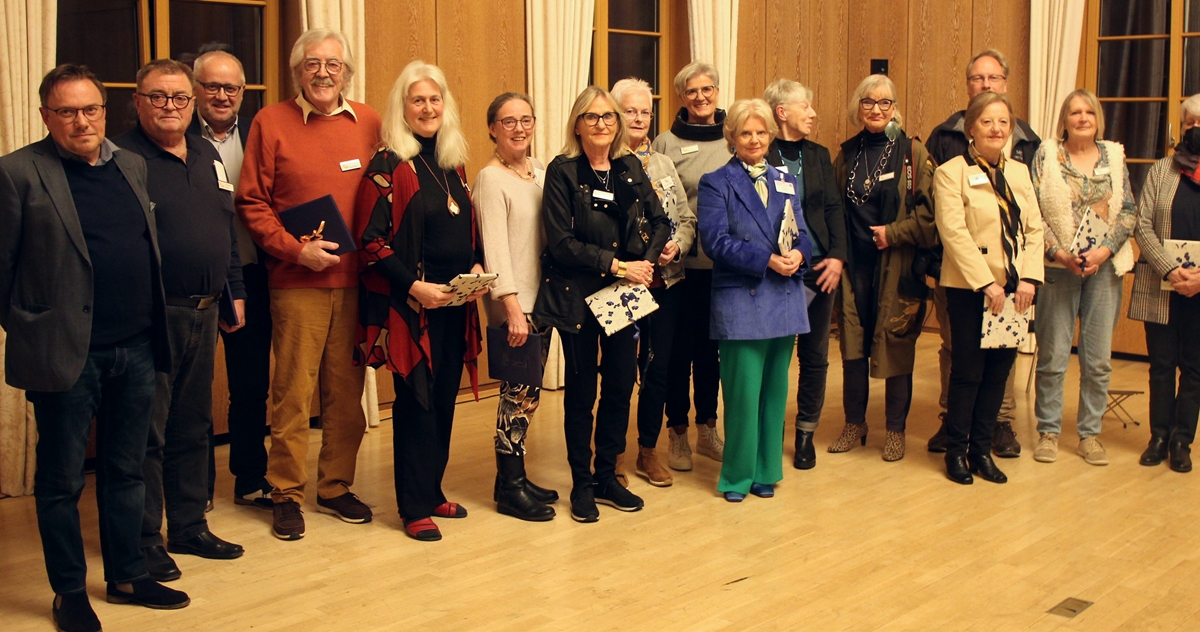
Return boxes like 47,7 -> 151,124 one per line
29,342 -> 156,594
636,283 -> 683,448
143,304 -> 219,547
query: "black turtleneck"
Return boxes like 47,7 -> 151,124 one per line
668,107 -> 726,142
846,129 -> 895,251
407,133 -> 477,284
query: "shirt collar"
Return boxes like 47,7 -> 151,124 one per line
54,137 -> 118,165
198,113 -> 240,141
296,92 -> 357,123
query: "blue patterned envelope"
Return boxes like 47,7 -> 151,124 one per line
585,281 -> 660,336
980,294 -> 1030,349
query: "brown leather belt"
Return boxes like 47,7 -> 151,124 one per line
166,295 -> 218,309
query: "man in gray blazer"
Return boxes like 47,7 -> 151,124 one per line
0,64 -> 188,632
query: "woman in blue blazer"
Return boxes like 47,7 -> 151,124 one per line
697,99 -> 813,502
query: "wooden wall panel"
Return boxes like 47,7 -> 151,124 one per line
972,0 -> 1031,119
363,0 -> 437,112
907,0 -> 973,142
735,0 -> 767,100
667,0 -> 691,120
762,2 -> 801,88
796,0 -> 850,148
847,0 -> 909,128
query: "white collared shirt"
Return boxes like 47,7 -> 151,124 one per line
296,92 -> 358,124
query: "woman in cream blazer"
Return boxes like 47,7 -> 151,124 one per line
934,92 -> 1044,486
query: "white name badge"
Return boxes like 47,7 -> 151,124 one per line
657,176 -> 675,190
968,173 -> 991,187
340,158 -> 362,172
218,181 -> 235,192
878,172 -> 896,182
1094,166 -> 1111,176
213,160 -> 229,183
593,190 -> 615,201
777,165 -> 789,173
680,145 -> 699,155
774,180 -> 795,195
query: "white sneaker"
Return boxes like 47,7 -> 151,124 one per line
1033,432 -> 1058,463
697,423 -> 724,462
668,429 -> 693,471
1076,436 -> 1109,466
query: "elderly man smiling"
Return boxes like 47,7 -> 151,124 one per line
237,29 -> 382,541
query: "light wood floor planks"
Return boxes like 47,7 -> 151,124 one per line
2,331 -> 1199,631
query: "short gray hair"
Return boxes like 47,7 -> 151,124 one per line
723,99 -> 778,151
611,77 -> 653,109
847,74 -> 903,129
1182,94 -> 1200,126
762,79 -> 813,123
672,61 -> 719,97
289,29 -> 355,94
193,50 -> 245,84
966,49 -> 1010,79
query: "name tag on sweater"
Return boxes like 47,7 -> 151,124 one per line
877,172 -> 895,182
1094,166 -> 1110,176
656,176 -> 675,190
680,145 -> 699,155
340,158 -> 362,172
969,173 -> 990,187
774,180 -> 795,195
594,190 -> 615,201
214,160 -> 234,191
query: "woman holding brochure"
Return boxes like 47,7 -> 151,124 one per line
1128,94 -> 1200,473
696,98 -> 812,502
533,86 -> 669,523
356,61 -> 488,541
473,92 -> 560,521
1030,89 -> 1136,467
934,92 -> 1043,485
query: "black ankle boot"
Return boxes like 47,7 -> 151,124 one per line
524,478 -> 559,504
945,453 -> 973,485
1140,436 -> 1169,466
495,454 -> 555,521
968,453 -> 1008,483
793,429 -> 816,470
1169,439 -> 1193,473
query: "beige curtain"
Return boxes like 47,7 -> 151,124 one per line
525,0 -> 595,166
0,0 -> 56,497
300,0 -> 367,104
687,0 -> 738,108
1029,0 -> 1086,141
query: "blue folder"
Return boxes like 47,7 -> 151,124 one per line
278,194 -> 357,255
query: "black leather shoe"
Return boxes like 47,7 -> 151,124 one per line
106,578 -> 189,609
945,453 -> 973,485
1141,436 -> 1169,466
927,414 -> 949,453
968,453 -> 1008,483
1169,439 -> 1193,473
142,545 -> 181,582
167,530 -> 244,560
992,422 -> 1021,458
494,475 -> 560,505
53,591 -> 101,632
793,429 -> 816,470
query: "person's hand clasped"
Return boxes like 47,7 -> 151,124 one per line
1171,267 -> 1200,298
410,280 -> 455,310
657,240 -> 680,267
622,259 -> 655,286
983,282 -> 1007,315
812,257 -> 844,293
1053,248 -> 1085,276
1079,246 -> 1112,277
298,239 -> 341,271
768,253 -> 801,277
1013,280 -> 1036,314
869,225 -> 889,250
218,298 -> 246,334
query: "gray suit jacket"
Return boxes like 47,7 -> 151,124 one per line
0,135 -> 171,391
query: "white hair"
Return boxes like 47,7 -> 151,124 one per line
381,60 -> 469,169
611,77 -> 653,108
289,29 -> 356,94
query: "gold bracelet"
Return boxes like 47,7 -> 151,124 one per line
615,261 -> 627,278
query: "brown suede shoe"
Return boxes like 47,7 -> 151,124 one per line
635,447 -> 674,487
614,453 -> 629,488
272,498 -> 305,540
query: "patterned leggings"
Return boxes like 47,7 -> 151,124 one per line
495,323 -> 552,456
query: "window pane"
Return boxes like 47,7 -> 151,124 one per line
1100,0 -> 1170,36
609,0 -> 658,32
58,0 -> 140,83
1186,37 -> 1200,95
1102,101 -> 1167,161
608,34 -> 658,95
103,88 -> 138,139
1187,0 -> 1200,31
241,89 -> 264,123
169,0 -> 263,85
1098,39 -> 1169,97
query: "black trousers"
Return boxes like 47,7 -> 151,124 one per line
559,316 -> 638,488
1145,292 -> 1200,444
213,260 -> 272,497
665,269 -> 720,427
944,287 -> 1018,456
795,265 -> 836,431
392,305 -> 467,521
636,283 -> 683,448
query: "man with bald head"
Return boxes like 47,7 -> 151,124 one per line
925,49 -> 1042,458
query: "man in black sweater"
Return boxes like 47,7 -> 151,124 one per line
0,64 -> 189,632
114,59 -> 247,584
926,49 -> 1042,458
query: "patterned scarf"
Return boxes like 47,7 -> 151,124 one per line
632,138 -> 653,171
969,145 -> 1023,293
743,160 -> 769,206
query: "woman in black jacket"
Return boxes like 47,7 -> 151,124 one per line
533,86 -> 670,523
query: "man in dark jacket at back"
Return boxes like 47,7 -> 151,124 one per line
925,49 -> 1042,458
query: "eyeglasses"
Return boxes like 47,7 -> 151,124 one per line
683,85 -> 716,101
47,104 -> 105,121
303,58 -> 344,75
198,82 -> 245,97
968,74 -> 1007,85
137,93 -> 194,109
498,116 -> 536,131
623,109 -> 653,121
581,112 -> 618,127
860,98 -> 895,111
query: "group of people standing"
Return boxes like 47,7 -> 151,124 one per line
3,26 -> 1199,632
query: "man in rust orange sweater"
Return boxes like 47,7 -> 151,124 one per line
236,28 -> 382,541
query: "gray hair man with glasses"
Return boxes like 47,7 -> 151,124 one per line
925,48 -> 1042,458
0,63 -> 188,630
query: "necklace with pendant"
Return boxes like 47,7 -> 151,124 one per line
416,153 -> 460,215
495,151 -> 534,180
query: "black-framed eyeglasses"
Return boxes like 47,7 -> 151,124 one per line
137,93 -> 194,109
498,116 -> 536,131
47,104 -> 106,121
198,82 -> 245,97
860,98 -> 895,111
623,108 -> 653,121
683,85 -> 716,100
303,58 -> 344,75
581,112 -> 618,127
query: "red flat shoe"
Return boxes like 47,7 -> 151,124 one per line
433,502 -> 467,519
403,517 -> 441,541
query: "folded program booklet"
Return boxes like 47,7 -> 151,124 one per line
585,281 -> 659,336
441,273 -> 498,307
980,294 -> 1030,349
